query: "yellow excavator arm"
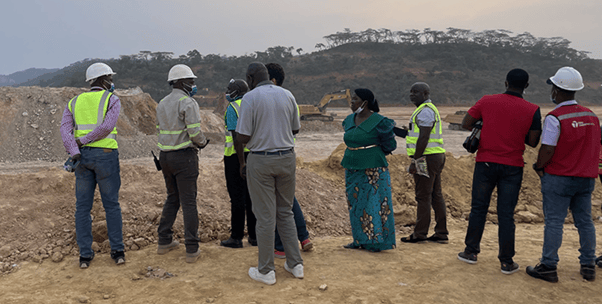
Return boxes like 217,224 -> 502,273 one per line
316,89 -> 351,112
298,89 -> 352,121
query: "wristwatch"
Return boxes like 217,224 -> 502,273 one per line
532,163 -> 544,172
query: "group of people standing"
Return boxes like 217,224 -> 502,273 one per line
61,61 -> 600,285
340,66 -> 601,284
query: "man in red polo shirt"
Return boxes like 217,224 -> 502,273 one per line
527,67 -> 600,283
458,68 -> 541,275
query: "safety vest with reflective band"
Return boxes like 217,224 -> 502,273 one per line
68,90 -> 118,149
545,104 -> 601,178
156,91 -> 204,151
224,99 -> 250,156
406,102 -> 445,156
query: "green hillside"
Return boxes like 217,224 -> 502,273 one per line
20,28 -> 602,106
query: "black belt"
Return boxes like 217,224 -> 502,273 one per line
161,147 -> 196,153
251,148 -> 294,156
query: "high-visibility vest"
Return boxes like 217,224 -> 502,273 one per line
406,102 -> 445,156
224,99 -> 250,156
68,90 -> 118,149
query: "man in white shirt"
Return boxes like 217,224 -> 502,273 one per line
234,62 -> 304,285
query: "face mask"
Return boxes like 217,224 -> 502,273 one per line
550,90 -> 558,104
104,79 -> 115,92
183,83 -> 197,97
226,93 -> 237,102
354,101 -> 367,114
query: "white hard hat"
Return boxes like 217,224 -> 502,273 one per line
547,66 -> 584,91
167,64 -> 197,82
85,62 -> 116,82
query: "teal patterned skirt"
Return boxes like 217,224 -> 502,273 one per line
345,167 -> 396,251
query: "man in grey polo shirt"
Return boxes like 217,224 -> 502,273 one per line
234,62 -> 304,285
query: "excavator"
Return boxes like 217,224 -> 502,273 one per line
298,89 -> 351,121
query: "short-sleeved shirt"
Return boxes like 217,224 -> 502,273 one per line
415,99 -> 436,127
225,103 -> 239,131
541,100 -> 578,146
236,81 -> 300,152
467,91 -> 541,167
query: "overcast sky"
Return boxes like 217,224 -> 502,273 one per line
1,0 -> 601,75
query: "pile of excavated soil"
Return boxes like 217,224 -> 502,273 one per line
0,159 -> 349,274
0,86 -> 225,164
2,86 -> 601,276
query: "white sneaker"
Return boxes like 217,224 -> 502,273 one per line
248,267 -> 276,285
284,263 -> 304,279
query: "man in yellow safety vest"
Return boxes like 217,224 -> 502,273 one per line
60,62 -> 125,269
400,82 -> 448,244
221,79 -> 257,248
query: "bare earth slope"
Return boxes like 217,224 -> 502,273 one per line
0,88 -> 601,303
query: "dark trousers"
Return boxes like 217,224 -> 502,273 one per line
274,197 -> 310,251
464,162 -> 523,264
224,153 -> 256,240
158,148 -> 200,253
412,153 -> 448,239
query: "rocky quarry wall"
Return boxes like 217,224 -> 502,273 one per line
0,86 -> 225,163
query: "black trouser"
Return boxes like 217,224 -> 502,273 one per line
464,162 -> 523,264
224,152 -> 256,240
413,153 -> 448,239
158,148 -> 200,253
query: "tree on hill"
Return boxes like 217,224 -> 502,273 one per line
18,28 -> 601,106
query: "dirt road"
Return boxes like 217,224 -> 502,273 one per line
2,221 -> 600,304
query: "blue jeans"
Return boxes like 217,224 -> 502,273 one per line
464,162 -> 523,264
540,173 -> 597,267
74,147 -> 124,258
274,197 -> 310,252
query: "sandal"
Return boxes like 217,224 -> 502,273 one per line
343,242 -> 362,249
79,256 -> 93,269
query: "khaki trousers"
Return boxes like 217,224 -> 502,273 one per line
247,151 -> 303,274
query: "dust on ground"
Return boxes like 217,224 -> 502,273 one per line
1,87 -> 601,303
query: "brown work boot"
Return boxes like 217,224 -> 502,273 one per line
157,240 -> 179,255
186,249 -> 201,263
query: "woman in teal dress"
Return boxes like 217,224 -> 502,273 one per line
341,88 -> 397,252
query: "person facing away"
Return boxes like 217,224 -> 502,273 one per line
60,62 -> 125,269
220,78 -> 257,249
400,82 -> 448,244
341,88 -> 397,252
234,62 -> 303,285
597,137 -> 602,269
155,64 -> 208,263
526,66 -> 600,283
265,62 -> 313,259
458,68 -> 541,275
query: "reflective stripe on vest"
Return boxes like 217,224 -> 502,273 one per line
68,90 -> 118,149
224,99 -> 249,156
406,102 -> 445,156
156,96 -> 198,150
